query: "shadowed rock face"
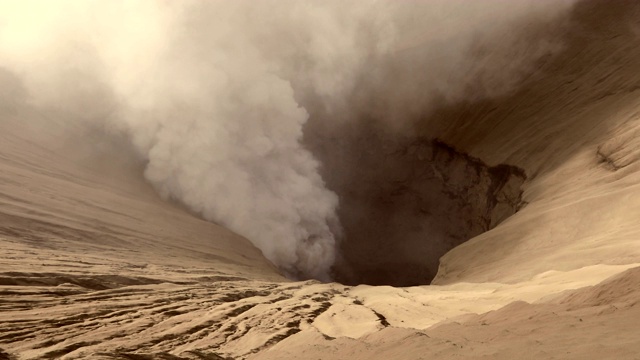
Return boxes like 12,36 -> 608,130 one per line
304,0 -> 640,287
306,123 -> 525,286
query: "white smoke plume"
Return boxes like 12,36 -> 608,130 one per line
0,0 -> 578,280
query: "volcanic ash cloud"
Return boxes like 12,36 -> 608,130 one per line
0,0 -> 577,280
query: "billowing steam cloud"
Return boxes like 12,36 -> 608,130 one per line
0,0 -> 577,280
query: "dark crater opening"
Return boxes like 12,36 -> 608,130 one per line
299,0 -> 640,287
306,122 -> 526,287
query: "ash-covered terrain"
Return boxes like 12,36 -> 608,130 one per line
2,0 -> 640,359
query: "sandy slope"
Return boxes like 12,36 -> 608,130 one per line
254,267 -> 640,360
2,0 -> 640,359
0,116 -> 282,284
429,0 -> 640,286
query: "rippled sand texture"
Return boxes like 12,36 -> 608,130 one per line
2,0 -> 640,359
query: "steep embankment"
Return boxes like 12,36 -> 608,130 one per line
1,0 -> 640,359
301,0 -> 640,289
0,114 -> 286,291
432,0 -> 640,284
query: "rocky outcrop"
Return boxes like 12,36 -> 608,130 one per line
307,128 -> 526,286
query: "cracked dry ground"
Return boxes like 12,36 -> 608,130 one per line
0,272 -> 355,360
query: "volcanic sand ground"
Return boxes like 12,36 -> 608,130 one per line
2,0 -> 640,359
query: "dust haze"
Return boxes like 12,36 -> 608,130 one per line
0,0 -> 577,280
